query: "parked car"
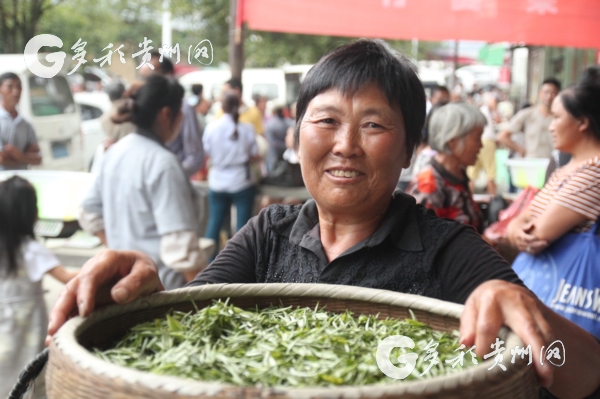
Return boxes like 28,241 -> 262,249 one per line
0,54 -> 84,171
74,91 -> 111,170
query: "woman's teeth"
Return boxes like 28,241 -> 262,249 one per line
329,170 -> 359,178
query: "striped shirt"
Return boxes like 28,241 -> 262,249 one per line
529,156 -> 600,232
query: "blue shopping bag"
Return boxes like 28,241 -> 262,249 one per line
513,220 -> 600,339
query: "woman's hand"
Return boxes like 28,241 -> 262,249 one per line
507,213 -> 548,255
461,280 -> 600,398
460,280 -> 555,387
511,220 -> 548,255
46,249 -> 164,345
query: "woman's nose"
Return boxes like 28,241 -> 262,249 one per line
332,124 -> 364,158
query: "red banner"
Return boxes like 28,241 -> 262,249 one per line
243,0 -> 600,49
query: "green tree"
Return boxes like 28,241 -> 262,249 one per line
0,0 -> 61,53
32,0 -> 443,67
37,0 -> 161,60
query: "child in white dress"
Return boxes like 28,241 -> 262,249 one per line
0,176 -> 78,398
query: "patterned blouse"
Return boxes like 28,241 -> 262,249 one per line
407,158 -> 484,233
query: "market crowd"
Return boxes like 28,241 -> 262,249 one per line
1,40 -> 599,398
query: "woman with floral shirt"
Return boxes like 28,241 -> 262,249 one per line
407,102 -> 486,233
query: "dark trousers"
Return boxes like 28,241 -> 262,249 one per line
205,185 -> 256,260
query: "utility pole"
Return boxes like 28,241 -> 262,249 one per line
229,0 -> 244,80
162,0 -> 172,49
451,40 -> 459,90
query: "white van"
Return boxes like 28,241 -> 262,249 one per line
179,65 -> 313,111
0,54 -> 83,171
179,68 -> 284,105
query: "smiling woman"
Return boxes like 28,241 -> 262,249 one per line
47,40 -> 600,399
297,85 -> 410,259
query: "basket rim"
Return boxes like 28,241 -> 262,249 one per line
52,283 -> 529,398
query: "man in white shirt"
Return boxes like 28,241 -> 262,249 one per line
0,72 -> 41,170
498,78 -> 560,159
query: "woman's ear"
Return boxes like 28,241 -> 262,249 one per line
153,106 -> 174,142
579,116 -> 590,134
446,136 -> 458,153
157,106 -> 170,123
402,150 -> 412,169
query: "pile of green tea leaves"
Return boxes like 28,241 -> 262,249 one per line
94,300 -> 477,387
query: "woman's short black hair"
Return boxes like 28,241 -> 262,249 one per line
0,176 -> 37,277
560,66 -> 600,141
294,39 -> 426,159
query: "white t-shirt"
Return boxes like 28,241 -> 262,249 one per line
0,238 -> 59,284
20,238 -> 60,282
0,238 -> 56,399
203,114 -> 259,193
81,133 -> 198,290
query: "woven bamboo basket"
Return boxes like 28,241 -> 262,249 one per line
46,283 -> 540,399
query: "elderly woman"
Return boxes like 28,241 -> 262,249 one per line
407,103 -> 487,233
48,40 -> 600,398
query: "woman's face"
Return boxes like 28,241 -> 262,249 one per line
447,126 -> 484,168
298,84 -> 410,214
549,95 -> 586,152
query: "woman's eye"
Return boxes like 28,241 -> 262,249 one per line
320,118 -> 336,124
365,122 -> 383,129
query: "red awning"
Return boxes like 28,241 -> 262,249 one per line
242,0 -> 600,49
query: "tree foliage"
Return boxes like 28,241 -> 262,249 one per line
0,0 -> 60,53
8,0 -> 442,67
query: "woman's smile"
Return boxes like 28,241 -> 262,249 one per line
325,167 -> 364,180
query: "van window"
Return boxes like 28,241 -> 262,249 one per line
252,83 -> 278,100
79,104 -> 104,121
29,75 -> 76,117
